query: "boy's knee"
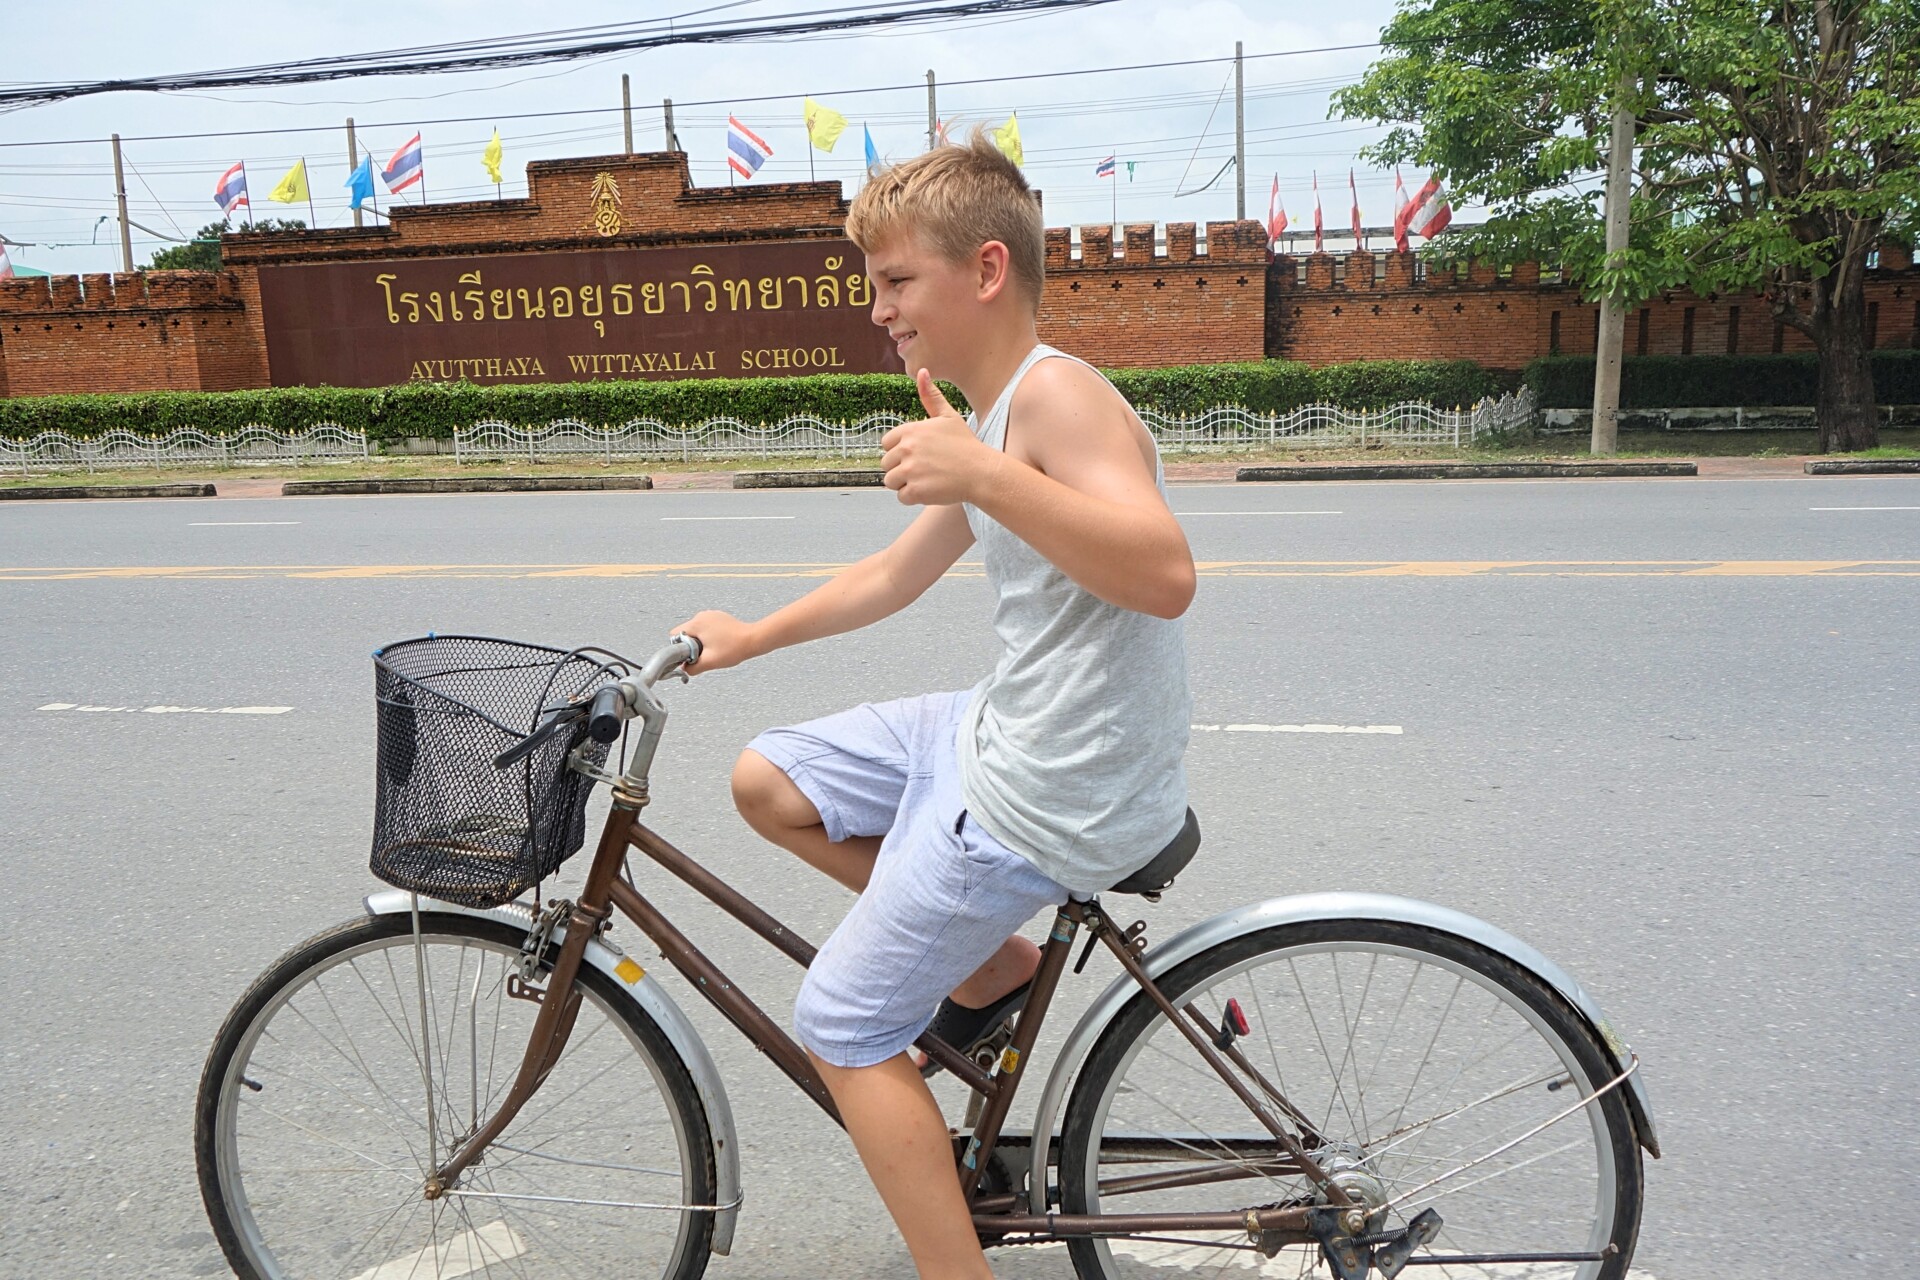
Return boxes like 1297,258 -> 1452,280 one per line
731,749 -> 817,829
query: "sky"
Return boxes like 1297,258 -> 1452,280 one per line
2,0 -> 1425,277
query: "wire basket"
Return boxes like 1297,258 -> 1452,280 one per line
370,635 -> 616,908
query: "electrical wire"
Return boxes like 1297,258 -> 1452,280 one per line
1,0 -> 1111,107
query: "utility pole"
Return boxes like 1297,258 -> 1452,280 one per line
1590,69 -> 1635,456
110,133 -> 133,273
663,99 -> 677,152
926,70 -> 937,151
622,75 -> 634,154
1234,41 -> 1246,221
346,118 -> 362,228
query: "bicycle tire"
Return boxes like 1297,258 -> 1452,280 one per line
196,912 -> 717,1280
1057,918 -> 1642,1280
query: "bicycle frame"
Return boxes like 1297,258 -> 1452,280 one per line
421,791 -> 1347,1248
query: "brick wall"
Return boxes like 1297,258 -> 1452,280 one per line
0,270 -> 258,397
1268,245 -> 1918,370
1,148 -> 1914,397
1037,220 -> 1269,366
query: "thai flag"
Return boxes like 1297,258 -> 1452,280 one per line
382,133 -> 424,194
1094,155 -> 1116,179
214,162 -> 249,215
727,116 -> 773,179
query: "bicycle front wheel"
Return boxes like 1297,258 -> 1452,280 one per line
1057,919 -> 1642,1279
196,912 -> 716,1280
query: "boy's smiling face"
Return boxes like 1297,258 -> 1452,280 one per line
865,232 -> 1006,383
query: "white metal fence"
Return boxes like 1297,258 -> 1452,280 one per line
453,388 -> 1538,463
0,388 -> 1536,471
0,424 -> 369,473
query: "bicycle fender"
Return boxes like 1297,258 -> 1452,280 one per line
1025,891 -> 1659,1208
363,889 -> 743,1255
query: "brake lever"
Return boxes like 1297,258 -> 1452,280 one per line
493,705 -> 579,770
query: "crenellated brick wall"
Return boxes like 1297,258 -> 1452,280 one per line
1266,244 -> 1918,369
0,270 -> 261,398
0,148 -> 1914,398
1037,220 -> 1269,367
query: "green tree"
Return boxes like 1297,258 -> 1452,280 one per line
1336,0 -> 1920,451
143,218 -> 306,272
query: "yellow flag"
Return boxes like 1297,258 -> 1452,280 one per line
482,128 -> 504,184
804,97 -> 848,153
992,113 -> 1023,166
267,158 -> 308,204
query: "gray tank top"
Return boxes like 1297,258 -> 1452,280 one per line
957,344 -> 1191,893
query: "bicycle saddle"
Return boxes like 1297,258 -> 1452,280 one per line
1108,808 -> 1201,896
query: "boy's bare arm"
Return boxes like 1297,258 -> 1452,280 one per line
673,502 -> 974,672
882,364 -> 1195,620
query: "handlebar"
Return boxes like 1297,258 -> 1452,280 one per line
491,634 -> 702,771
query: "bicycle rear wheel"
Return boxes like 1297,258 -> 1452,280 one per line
196,912 -> 716,1280
1057,919 -> 1642,1279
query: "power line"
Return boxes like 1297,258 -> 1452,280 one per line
0,45 -> 1385,150
1,0 -> 1110,108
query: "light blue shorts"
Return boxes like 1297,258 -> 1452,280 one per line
746,690 -> 1069,1069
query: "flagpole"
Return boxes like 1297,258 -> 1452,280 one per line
302,157 -> 315,227
807,97 -> 816,182
1111,151 -> 1117,229
368,152 -> 381,222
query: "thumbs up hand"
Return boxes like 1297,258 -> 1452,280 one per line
880,368 -> 997,506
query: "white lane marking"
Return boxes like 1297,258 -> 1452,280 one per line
36,703 -> 293,715
189,521 -> 303,525
349,1220 -> 527,1280
1192,723 -> 1402,734
661,515 -> 797,521
1178,510 -> 1343,516
1808,506 -> 1920,511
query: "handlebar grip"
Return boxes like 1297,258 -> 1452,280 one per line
678,633 -> 703,667
587,685 -> 625,744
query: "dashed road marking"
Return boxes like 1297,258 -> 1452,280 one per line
1808,506 -> 1919,511
36,703 -> 293,715
4,560 -> 1917,581
1193,723 -> 1402,734
1178,510 -> 1343,516
660,515 -> 797,521
189,521 -> 302,526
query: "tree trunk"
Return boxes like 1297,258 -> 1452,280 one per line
1811,259 -> 1880,454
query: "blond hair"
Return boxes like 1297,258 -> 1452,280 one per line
845,129 -> 1045,311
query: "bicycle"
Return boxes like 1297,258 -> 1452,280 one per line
195,633 -> 1658,1280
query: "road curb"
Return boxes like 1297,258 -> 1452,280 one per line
0,482 -> 217,500
280,475 -> 653,495
1236,461 -> 1698,482
1804,459 -> 1920,475
733,469 -> 885,489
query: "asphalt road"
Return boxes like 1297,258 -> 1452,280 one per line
3,474 -> 1916,1279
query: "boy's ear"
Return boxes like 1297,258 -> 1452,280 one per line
975,240 -> 1012,304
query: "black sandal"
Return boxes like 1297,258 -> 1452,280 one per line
918,981 -> 1033,1079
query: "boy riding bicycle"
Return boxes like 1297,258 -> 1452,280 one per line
674,133 -> 1195,1280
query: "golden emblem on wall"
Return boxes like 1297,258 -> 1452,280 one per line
590,172 -> 623,238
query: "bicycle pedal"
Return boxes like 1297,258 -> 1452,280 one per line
1371,1208 -> 1442,1279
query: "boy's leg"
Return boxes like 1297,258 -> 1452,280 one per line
810,1051 -> 996,1280
734,749 -> 1040,999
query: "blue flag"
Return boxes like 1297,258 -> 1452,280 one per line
346,155 -> 376,210
864,125 -> 881,177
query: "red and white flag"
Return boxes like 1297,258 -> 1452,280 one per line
1312,171 -> 1324,253
0,240 -> 14,281
1349,169 -> 1364,248
1266,174 -> 1288,245
1393,170 -> 1411,252
1396,172 -> 1453,242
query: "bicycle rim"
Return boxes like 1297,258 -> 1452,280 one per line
1058,920 -> 1640,1279
199,915 -> 714,1280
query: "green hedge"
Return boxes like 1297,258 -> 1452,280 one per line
1523,351 -> 1920,409
0,358 -> 1505,441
